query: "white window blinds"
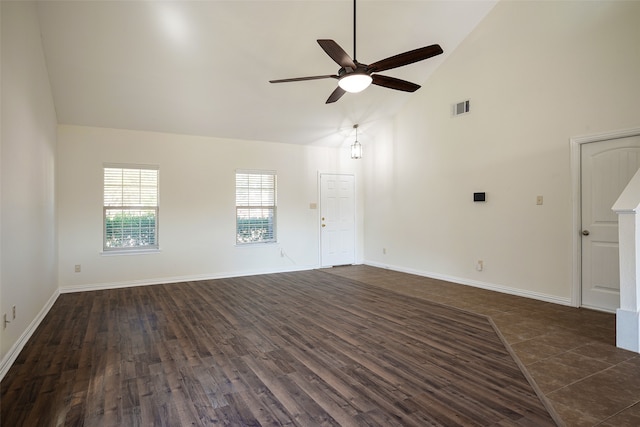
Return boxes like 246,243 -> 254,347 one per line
103,165 -> 159,250
236,170 -> 277,244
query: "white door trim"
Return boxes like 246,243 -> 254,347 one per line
571,127 -> 640,307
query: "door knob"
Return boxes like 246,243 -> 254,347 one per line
322,224 -> 326,228
582,230 -> 590,236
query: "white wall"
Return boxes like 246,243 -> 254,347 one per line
6,0 -> 638,371
57,125 -> 363,290
364,0 -> 640,303
1,2 -> 58,362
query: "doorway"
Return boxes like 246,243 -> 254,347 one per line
575,131 -> 640,311
319,174 -> 355,267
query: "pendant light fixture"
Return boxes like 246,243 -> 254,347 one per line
351,124 -> 362,159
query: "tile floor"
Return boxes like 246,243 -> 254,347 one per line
325,265 -> 640,427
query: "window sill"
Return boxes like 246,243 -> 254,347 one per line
100,248 -> 162,256
235,241 -> 278,247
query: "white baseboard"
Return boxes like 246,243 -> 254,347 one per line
59,265 -> 315,294
0,289 -> 60,382
364,260 -> 573,307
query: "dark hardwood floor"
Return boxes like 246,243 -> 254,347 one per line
1,269 -> 557,426
324,266 -> 640,426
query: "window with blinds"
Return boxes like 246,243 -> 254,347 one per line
103,165 -> 159,251
236,170 -> 277,244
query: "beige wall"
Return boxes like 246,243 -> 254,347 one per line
1,2 -> 58,362
57,125 -> 363,291
363,0 -> 640,304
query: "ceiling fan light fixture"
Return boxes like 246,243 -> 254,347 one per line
268,0 -> 443,103
338,73 -> 372,93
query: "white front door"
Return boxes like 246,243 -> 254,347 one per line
581,136 -> 640,311
320,174 -> 355,267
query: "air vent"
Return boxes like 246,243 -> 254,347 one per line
452,100 -> 470,117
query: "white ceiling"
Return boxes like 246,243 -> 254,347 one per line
36,1 -> 497,146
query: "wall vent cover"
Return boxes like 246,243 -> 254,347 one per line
452,100 -> 470,117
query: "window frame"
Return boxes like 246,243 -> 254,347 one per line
103,163 -> 160,253
235,169 -> 277,245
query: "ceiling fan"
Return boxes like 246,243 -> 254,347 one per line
269,0 -> 443,104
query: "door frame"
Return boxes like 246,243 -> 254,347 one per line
571,127 -> 640,308
318,172 -> 357,268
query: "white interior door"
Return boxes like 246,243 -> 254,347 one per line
320,174 -> 355,267
581,136 -> 640,311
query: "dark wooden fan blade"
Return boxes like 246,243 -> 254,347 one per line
317,39 -> 357,70
326,86 -> 346,104
367,44 -> 443,73
270,74 -> 338,83
372,74 -> 420,92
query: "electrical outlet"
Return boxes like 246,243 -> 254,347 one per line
74,264 -> 81,273
536,195 -> 543,205
383,248 -> 387,255
476,260 -> 484,271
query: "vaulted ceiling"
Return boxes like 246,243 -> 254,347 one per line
36,1 -> 497,146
